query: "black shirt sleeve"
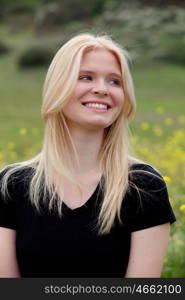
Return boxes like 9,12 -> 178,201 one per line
0,167 -> 17,230
122,163 -> 176,232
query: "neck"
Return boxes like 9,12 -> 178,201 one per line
68,125 -> 104,176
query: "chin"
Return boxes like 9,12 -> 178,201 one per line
84,122 -> 108,131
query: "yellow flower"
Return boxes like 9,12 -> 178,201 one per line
175,239 -> 183,246
140,122 -> 150,131
179,204 -> 185,212
163,176 -> 172,183
19,128 -> 27,136
153,125 -> 163,136
156,106 -> 164,114
7,142 -> 15,150
164,118 -> 173,126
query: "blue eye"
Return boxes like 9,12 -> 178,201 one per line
108,79 -> 121,86
79,75 -> 92,81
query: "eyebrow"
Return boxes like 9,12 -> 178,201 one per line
79,70 -> 123,80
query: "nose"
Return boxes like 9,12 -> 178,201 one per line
91,80 -> 108,96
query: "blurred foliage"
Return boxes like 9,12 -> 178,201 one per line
0,0 -> 178,68
17,34 -> 68,68
14,4 -> 185,68
160,30 -> 185,64
18,45 -> 53,67
0,41 -> 11,55
130,0 -> 185,6
0,0 -> 39,5
35,0 -> 107,28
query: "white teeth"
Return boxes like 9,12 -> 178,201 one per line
84,103 -> 108,109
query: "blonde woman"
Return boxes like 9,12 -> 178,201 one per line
0,33 -> 175,278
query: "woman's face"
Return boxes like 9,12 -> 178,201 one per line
62,48 -> 124,131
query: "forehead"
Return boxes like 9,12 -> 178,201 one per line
80,48 -> 122,74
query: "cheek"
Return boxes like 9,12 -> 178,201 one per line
115,90 -> 124,107
62,98 -> 75,116
74,83 -> 90,99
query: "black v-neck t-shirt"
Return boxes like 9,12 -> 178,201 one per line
0,163 -> 176,277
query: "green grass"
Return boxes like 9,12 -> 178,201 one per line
0,49 -> 44,149
130,63 -> 185,139
1,44 -> 185,152
133,63 -> 185,117
1,49 -> 184,137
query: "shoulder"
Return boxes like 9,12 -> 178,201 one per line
127,162 -> 167,204
0,164 -> 34,180
128,162 -> 165,191
0,164 -> 31,230
122,163 -> 176,231
129,162 -> 162,175
0,164 -> 34,197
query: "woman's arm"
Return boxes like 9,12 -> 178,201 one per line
0,227 -> 20,277
125,223 -> 170,278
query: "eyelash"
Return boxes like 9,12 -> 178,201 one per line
79,75 -> 121,86
108,79 -> 121,86
79,75 -> 92,81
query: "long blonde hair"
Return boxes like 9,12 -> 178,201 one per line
1,33 -> 138,234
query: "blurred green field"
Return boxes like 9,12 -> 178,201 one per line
0,34 -> 185,277
1,48 -> 184,144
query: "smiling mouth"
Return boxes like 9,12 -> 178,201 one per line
82,102 -> 111,110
